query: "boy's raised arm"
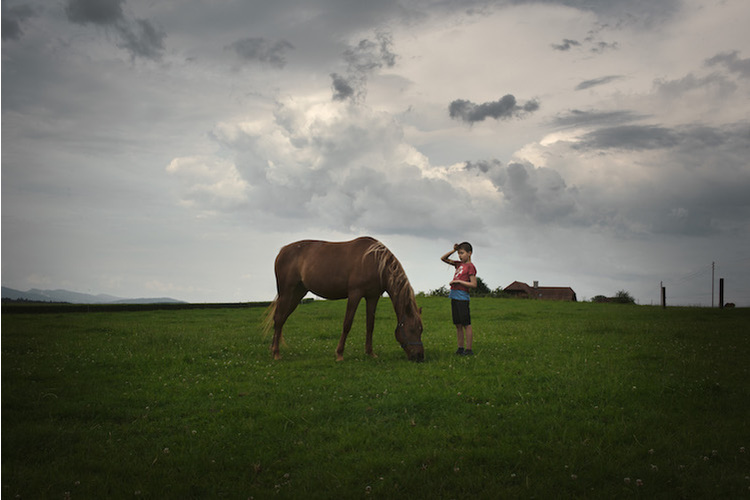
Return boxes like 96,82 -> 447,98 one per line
441,244 -> 459,265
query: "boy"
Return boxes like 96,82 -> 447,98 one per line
440,242 -> 477,355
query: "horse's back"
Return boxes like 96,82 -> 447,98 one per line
276,237 -> 377,263
274,237 -> 383,298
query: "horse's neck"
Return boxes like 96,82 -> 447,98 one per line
376,250 -> 416,319
386,277 -> 416,319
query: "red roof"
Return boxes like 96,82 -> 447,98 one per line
504,281 -> 577,301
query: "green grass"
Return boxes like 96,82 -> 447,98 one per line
3,298 -> 749,499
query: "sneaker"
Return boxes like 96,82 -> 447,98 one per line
462,349 -> 474,356
455,347 -> 465,355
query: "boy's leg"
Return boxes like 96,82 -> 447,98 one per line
464,324 -> 473,350
456,324 -> 465,349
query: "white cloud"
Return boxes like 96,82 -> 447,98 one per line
171,97 -> 483,236
167,156 -> 250,210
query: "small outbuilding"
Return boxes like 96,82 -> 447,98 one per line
504,281 -> 577,302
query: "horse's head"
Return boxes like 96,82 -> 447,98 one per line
395,307 -> 424,362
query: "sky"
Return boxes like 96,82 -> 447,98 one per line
2,0 -> 749,306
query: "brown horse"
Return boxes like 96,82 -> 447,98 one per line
268,237 -> 424,361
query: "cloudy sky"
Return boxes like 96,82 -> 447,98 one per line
3,0 -> 749,306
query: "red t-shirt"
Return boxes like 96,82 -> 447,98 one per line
450,262 -> 477,293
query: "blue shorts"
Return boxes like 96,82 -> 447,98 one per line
451,299 -> 471,326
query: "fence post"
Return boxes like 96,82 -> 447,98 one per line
661,285 -> 666,309
719,278 -> 724,309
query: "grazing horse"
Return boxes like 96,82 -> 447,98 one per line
268,237 -> 424,361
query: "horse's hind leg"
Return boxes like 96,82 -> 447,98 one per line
272,283 -> 307,360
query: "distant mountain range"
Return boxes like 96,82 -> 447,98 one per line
1,287 -> 186,304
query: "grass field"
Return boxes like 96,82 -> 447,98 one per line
3,298 -> 749,499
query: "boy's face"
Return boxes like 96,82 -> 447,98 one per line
457,249 -> 472,263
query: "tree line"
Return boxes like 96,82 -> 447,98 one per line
418,277 -> 512,298
418,279 -> 636,304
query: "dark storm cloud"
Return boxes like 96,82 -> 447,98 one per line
654,72 -> 737,102
343,31 -> 397,71
551,109 -> 643,128
551,38 -> 580,51
117,19 -> 166,61
576,122 -> 750,153
2,4 -> 36,41
465,159 -> 578,224
510,0 -> 681,25
329,31 -> 397,101
590,40 -> 618,53
464,123 -> 750,236
228,37 -> 295,68
331,73 -> 356,101
575,75 -> 623,90
66,0 -> 124,25
449,95 -> 539,124
464,159 -> 500,173
705,51 -> 750,78
552,30 -> 618,55
576,125 -> 680,150
64,0 -> 165,60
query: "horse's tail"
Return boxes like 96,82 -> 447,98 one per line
262,296 -> 278,339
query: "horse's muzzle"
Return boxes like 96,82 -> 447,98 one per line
403,342 -> 424,362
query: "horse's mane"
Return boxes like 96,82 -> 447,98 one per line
364,240 -> 418,315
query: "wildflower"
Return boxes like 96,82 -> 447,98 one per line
571,474 -> 578,480
636,479 -> 643,487
624,477 -> 631,485
163,447 -> 170,454
650,464 -> 659,472
365,486 -> 372,494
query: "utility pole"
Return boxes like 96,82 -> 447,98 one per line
711,261 -> 715,308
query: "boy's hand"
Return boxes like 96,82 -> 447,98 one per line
453,243 -> 460,251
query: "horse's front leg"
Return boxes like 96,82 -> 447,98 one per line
336,296 -> 361,361
365,296 -> 380,358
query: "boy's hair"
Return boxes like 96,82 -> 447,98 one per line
457,241 -> 473,253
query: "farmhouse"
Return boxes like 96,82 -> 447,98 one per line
504,281 -> 577,302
